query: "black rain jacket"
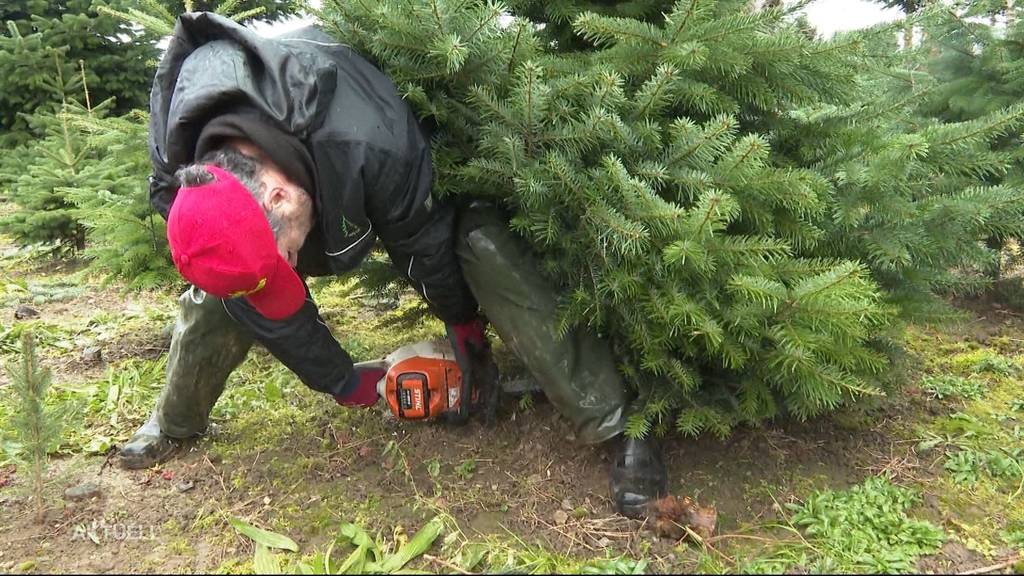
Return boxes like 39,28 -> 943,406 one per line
148,12 -> 477,397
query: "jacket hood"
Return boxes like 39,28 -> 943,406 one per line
149,12 -> 336,171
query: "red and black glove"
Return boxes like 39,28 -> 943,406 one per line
334,366 -> 385,408
448,317 -> 489,357
446,317 -> 499,424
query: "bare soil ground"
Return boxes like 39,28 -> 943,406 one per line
3,244 -> 1024,574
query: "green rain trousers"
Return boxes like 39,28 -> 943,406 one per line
152,203 -> 628,444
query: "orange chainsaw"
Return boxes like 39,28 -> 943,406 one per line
354,339 -> 502,424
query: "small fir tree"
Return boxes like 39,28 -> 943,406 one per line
6,332 -> 61,521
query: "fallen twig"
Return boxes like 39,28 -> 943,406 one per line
203,454 -> 227,494
98,446 -> 119,475
118,483 -> 141,503
683,524 -> 735,565
706,533 -> 786,545
423,554 -> 474,575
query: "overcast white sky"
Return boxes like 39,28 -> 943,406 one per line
251,0 -> 906,39
803,0 -> 904,36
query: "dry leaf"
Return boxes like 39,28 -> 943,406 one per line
646,495 -> 717,541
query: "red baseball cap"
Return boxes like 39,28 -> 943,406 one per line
167,165 -> 306,320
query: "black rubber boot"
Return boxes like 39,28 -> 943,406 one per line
610,436 -> 668,519
118,414 -> 180,470
119,287 -> 253,470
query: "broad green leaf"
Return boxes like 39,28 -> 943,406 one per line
338,522 -> 375,548
336,543 -> 370,574
253,543 -> 282,574
229,517 -> 299,552
458,543 -> 487,571
377,517 -> 444,573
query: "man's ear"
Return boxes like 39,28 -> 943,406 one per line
262,186 -> 288,212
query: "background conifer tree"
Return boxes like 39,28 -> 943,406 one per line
0,60 -> 93,252
68,107 -> 179,288
0,0 -> 157,147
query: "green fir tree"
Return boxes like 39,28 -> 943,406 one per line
0,0 -> 158,147
100,0 -> 301,37
0,60 -> 93,252
68,106 -> 180,288
321,0 -> 886,436
898,1 -> 1024,277
5,332 -> 61,521
320,0 -> 1024,436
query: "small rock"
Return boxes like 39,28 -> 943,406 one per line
594,537 -> 611,548
553,510 -> 569,525
81,346 -> 102,363
14,305 -> 39,320
65,481 -> 101,502
174,480 -> 195,493
560,498 -> 572,511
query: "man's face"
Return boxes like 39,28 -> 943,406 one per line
226,139 -> 315,269
258,170 -> 314,269
268,202 -> 313,268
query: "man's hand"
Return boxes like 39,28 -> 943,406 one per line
334,366 -> 385,408
446,317 -> 499,424
448,318 -> 488,356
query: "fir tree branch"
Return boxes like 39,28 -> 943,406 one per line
635,64 -> 675,119
227,7 -> 266,22
430,0 -> 446,35
464,2 -> 502,44
693,193 -> 722,238
507,19 -> 524,75
931,105 -> 1024,148
669,0 -> 703,46
694,13 -> 764,46
718,135 -> 765,182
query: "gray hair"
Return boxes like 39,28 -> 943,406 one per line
175,147 -> 284,237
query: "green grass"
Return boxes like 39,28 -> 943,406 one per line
735,477 -> 946,574
920,374 -> 986,401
